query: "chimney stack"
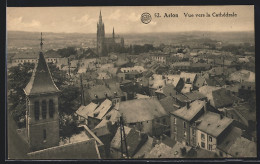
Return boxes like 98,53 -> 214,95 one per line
186,101 -> 190,109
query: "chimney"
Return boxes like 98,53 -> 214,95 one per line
186,101 -> 190,109
220,114 -> 223,120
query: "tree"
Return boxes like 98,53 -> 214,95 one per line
59,114 -> 80,143
59,85 -> 80,115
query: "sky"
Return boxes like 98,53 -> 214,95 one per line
7,6 -> 254,34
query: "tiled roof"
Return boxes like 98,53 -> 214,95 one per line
183,91 -> 206,101
24,52 -> 60,96
118,98 -> 167,123
197,112 -> 233,137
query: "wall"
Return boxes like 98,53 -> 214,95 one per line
196,130 -> 217,152
27,94 -> 59,151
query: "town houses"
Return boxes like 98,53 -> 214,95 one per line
7,10 -> 256,159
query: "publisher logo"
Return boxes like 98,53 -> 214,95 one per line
141,12 -> 152,24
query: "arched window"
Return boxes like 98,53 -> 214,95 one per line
42,100 -> 47,119
43,129 -> 47,141
34,101 -> 40,120
49,99 -> 54,118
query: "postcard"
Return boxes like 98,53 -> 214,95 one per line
6,5 -> 256,160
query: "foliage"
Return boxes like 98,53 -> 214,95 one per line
59,114 -> 80,142
57,47 -> 77,58
59,85 -> 80,115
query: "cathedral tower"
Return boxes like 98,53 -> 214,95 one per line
24,33 -> 60,151
97,10 -> 106,56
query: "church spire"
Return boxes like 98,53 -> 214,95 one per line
99,10 -> 103,24
40,32 -> 44,51
24,33 -> 60,96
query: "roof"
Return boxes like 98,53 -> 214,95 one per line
145,142 -> 191,158
155,84 -> 177,97
24,52 -> 60,96
211,88 -> 234,108
110,126 -> 147,157
180,72 -> 197,83
172,100 -> 206,121
217,126 -> 242,153
133,136 -> 154,158
228,137 -> 257,157
181,84 -> 192,93
196,112 -> 233,137
28,138 -> 100,159
166,75 -> 181,87
94,109 -> 121,129
118,98 -> 168,123
89,99 -> 112,120
183,91 -> 206,101
86,84 -> 123,100
159,96 -> 180,113
229,70 -> 255,83
76,102 -> 98,118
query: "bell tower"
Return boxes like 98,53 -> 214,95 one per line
24,33 -> 60,151
97,10 -> 106,56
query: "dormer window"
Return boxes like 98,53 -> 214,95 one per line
94,112 -> 99,117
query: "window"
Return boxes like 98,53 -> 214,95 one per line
209,136 -> 212,142
173,126 -> 177,133
43,129 -> 47,141
173,117 -> 176,124
183,122 -> 186,128
219,151 -> 223,157
34,101 -> 40,120
208,144 -> 213,151
49,99 -> 54,118
192,129 -> 196,136
201,133 -> 205,141
201,142 -> 205,148
163,118 -> 166,124
184,131 -> 187,137
42,100 -> 47,119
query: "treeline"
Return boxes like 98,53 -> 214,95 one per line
221,43 -> 255,56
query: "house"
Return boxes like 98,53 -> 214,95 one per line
27,125 -> 105,159
218,103 -> 256,131
159,96 -> 180,114
199,86 -> 234,109
75,102 -> 98,124
183,91 -> 207,102
85,84 -> 125,104
170,100 -> 207,146
110,126 -> 148,158
87,99 -> 113,129
92,109 -> 121,137
228,69 -> 255,83
155,84 -> 177,100
165,75 -> 185,92
118,98 -> 168,137
194,112 -> 233,152
180,72 -> 197,85
181,83 -> 193,93
222,137 -> 256,158
133,136 -> 154,158
145,142 -> 192,158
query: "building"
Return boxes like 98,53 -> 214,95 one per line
23,50 -> 60,151
97,11 -> 124,56
194,112 -> 233,151
170,100 -> 207,146
118,98 -> 169,136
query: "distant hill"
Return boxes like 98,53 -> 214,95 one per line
7,31 -> 254,49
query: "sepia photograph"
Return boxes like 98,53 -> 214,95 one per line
6,5 -> 256,160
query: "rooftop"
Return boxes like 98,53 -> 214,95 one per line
172,100 -> 206,121
76,102 -> 98,119
24,52 -> 60,96
197,112 -> 233,137
118,98 -> 167,123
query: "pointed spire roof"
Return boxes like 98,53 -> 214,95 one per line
24,34 -> 60,96
99,10 -> 103,23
